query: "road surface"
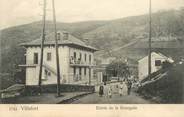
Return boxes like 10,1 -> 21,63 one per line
71,83 -> 155,104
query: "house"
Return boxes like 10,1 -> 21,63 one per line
19,31 -> 98,86
138,52 -> 174,81
95,57 -> 116,73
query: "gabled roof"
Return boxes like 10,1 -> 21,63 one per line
20,31 -> 98,51
138,52 -> 174,63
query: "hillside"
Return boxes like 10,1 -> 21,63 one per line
1,8 -> 184,75
94,9 -> 184,59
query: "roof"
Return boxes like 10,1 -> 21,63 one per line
138,52 -> 174,63
20,31 -> 98,51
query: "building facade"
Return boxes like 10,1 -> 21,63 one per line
138,52 -> 174,81
20,31 -> 97,86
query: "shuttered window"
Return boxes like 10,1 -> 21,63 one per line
155,60 -> 161,66
47,52 -> 51,61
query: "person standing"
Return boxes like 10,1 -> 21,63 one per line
127,80 -> 132,95
122,80 -> 128,96
99,85 -> 104,97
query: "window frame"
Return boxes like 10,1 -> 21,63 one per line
84,68 -> 86,75
33,53 -> 38,64
155,60 -> 162,66
73,67 -> 76,75
74,52 -> 76,59
79,68 -> 82,75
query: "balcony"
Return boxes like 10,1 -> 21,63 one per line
18,60 -> 39,68
69,57 -> 96,67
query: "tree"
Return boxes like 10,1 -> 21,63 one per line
106,60 -> 130,81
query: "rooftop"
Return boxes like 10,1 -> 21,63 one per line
20,31 -> 98,51
138,52 -> 174,63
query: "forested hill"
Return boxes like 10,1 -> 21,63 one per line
1,8 -> 184,74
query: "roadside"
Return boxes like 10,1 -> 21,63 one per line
1,92 -> 93,104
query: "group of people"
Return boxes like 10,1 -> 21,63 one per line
99,79 -> 132,98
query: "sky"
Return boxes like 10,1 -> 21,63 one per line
0,0 -> 184,29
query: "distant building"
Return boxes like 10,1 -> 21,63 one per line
138,52 -> 174,81
95,57 -> 116,72
20,31 -> 98,86
94,57 -> 116,83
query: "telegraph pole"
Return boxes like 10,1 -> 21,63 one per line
38,0 -> 47,93
52,0 -> 61,96
148,0 -> 152,80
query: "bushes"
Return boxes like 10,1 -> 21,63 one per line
106,60 -> 130,80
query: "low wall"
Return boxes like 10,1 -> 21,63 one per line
24,84 -> 95,95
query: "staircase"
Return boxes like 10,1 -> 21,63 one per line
42,63 -> 57,75
0,84 -> 25,99
141,72 -> 168,87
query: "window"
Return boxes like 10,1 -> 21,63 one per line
74,67 -> 76,75
47,52 -> 51,61
84,68 -> 86,75
79,68 -> 82,75
85,54 -> 87,61
89,68 -> 91,78
74,52 -> 76,59
79,53 -> 82,60
33,53 -> 38,64
155,60 -> 161,66
89,55 -> 91,64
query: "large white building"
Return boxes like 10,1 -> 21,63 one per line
138,52 -> 174,81
20,31 -> 98,86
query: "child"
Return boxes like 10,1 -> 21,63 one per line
119,82 -> 123,96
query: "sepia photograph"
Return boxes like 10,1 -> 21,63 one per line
0,0 -> 184,106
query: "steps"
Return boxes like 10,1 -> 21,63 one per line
43,63 -> 57,75
141,72 -> 168,87
0,84 -> 25,99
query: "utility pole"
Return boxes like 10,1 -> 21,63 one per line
148,0 -> 152,80
52,0 -> 61,96
38,0 -> 47,93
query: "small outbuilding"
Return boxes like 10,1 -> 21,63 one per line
138,52 -> 174,81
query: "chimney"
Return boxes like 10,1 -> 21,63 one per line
63,31 -> 69,40
57,32 -> 61,40
84,38 -> 90,45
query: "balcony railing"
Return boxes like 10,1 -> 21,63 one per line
70,57 -> 96,67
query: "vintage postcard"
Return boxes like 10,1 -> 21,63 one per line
0,0 -> 184,116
